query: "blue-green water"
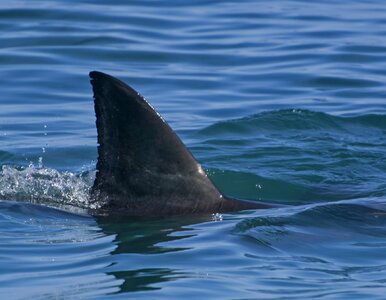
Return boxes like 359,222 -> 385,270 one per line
1,0 -> 386,298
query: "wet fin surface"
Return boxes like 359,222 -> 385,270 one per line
89,71 -> 276,216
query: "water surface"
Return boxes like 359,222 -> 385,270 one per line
1,0 -> 386,299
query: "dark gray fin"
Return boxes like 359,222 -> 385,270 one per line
89,71 -> 275,216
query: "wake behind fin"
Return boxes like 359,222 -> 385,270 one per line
89,71 -> 276,216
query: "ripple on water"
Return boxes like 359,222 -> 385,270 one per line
0,201 -> 121,299
1,0 -> 386,299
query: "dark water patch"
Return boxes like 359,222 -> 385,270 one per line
300,30 -> 356,39
208,169 -> 311,204
304,76 -> 380,89
0,151 -> 14,164
336,47 -> 385,62
195,111 -> 386,204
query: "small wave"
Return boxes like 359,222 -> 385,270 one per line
199,109 -> 386,135
195,110 -> 386,204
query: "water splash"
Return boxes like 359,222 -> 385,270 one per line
0,161 -> 97,210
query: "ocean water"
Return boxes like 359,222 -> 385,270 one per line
1,0 -> 386,299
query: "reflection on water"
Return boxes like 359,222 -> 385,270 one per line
97,214 -> 211,293
97,215 -> 209,255
2,198 -> 386,298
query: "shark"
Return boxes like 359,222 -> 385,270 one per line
89,71 -> 278,216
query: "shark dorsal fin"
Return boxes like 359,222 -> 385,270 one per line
89,71 -> 276,216
90,71 -> 224,215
